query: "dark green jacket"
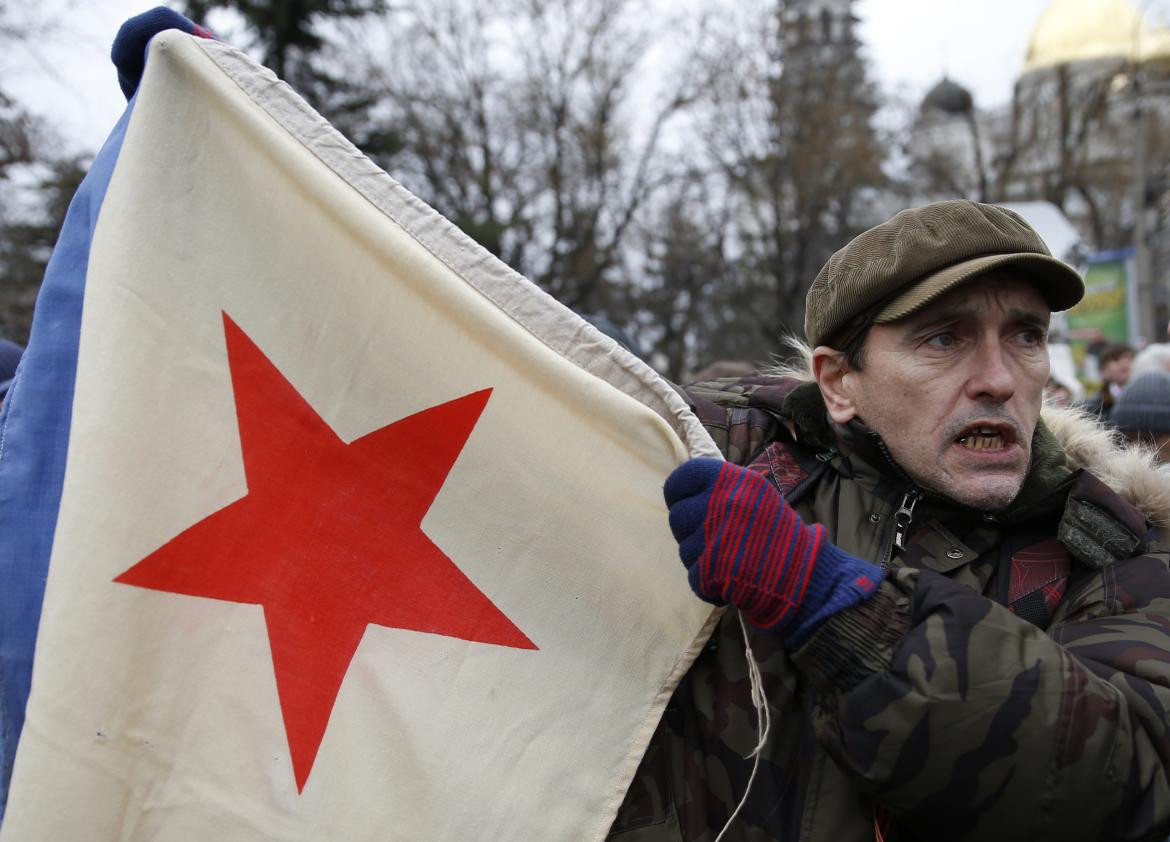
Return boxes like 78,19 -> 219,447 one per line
609,376 -> 1170,842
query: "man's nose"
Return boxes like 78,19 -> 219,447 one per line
965,342 -> 1017,402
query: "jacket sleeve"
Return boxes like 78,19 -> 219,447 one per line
791,547 -> 1170,841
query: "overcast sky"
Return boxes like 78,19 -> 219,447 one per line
0,0 -> 1108,155
858,0 -> 1053,106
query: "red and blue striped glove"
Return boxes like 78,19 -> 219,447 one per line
665,458 -> 883,647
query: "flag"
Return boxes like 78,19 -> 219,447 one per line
0,31 -> 719,840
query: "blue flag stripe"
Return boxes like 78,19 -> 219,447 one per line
0,99 -> 136,817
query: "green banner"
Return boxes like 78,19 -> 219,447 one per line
1065,251 -> 1134,389
1067,257 -> 1130,344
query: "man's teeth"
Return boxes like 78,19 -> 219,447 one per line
958,429 -> 1005,450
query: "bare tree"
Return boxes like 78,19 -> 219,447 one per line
0,156 -> 87,343
0,0 -> 47,177
995,62 -> 1139,248
634,168 -> 801,382
0,0 -> 77,344
0,92 -> 35,176
357,0 -> 694,318
181,0 -> 388,140
689,0 -> 887,350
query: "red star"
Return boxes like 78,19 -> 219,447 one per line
115,313 -> 535,792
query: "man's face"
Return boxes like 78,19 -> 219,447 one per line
1102,353 -> 1134,387
826,275 -> 1051,511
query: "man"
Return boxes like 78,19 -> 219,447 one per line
609,201 -> 1170,841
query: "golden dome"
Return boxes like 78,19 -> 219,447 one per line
1024,0 -> 1170,71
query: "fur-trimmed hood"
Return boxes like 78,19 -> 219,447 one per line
1042,404 -> 1170,527
769,340 -> 1170,527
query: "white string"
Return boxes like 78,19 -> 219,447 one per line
713,613 -> 772,842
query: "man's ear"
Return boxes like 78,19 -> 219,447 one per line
812,346 -> 858,424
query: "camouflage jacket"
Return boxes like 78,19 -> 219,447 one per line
608,376 -> 1170,842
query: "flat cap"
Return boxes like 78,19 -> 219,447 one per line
804,200 -> 1085,347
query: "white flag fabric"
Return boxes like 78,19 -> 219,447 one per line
0,31 -> 719,841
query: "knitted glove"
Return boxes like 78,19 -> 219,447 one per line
665,457 -> 883,647
112,7 -> 216,100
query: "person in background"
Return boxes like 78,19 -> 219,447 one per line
1113,369 -> 1170,464
1083,342 -> 1135,421
1132,343 -> 1170,378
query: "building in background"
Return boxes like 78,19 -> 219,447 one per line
909,77 -> 996,204
779,0 -> 858,49
909,0 -> 1170,351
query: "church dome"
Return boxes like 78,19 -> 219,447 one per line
921,77 -> 974,115
1025,0 -> 1170,71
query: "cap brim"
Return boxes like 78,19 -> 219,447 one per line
874,252 -> 1085,324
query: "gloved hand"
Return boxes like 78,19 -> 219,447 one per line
665,458 -> 883,647
111,7 -> 216,100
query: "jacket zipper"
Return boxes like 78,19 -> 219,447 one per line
870,433 -> 922,568
891,489 -> 920,552
879,489 -> 920,568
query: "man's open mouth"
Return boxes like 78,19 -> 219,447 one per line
956,426 -> 1011,451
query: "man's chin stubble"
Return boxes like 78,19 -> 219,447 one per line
932,476 -> 1024,512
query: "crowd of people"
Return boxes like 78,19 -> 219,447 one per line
1082,340 -> 1170,463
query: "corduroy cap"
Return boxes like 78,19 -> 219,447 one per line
804,200 -> 1085,347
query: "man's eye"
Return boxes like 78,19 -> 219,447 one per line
926,332 -> 956,349
1018,329 -> 1047,346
